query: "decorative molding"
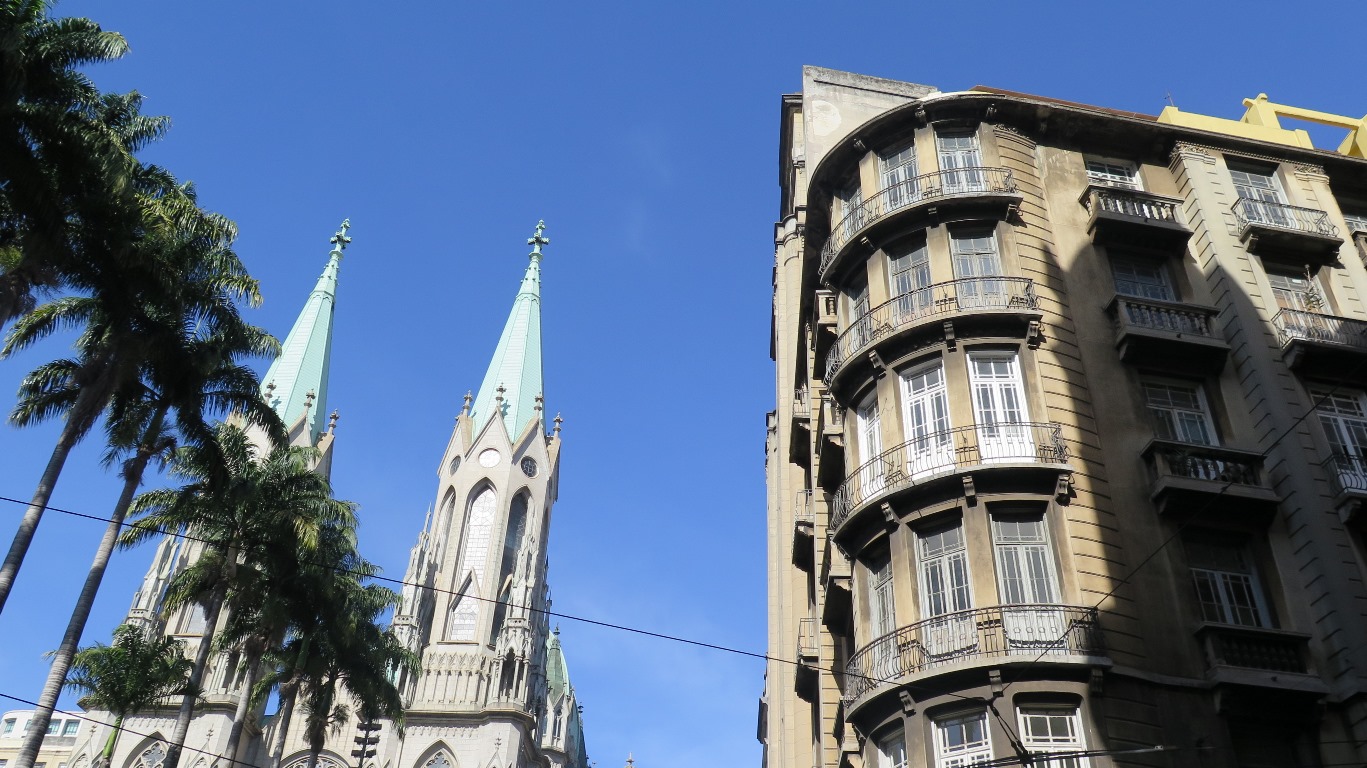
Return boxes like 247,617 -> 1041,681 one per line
1170,141 -> 1216,166
992,123 -> 1037,149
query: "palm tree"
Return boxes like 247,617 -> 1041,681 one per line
295,579 -> 417,768
121,424 -> 354,768
11,295 -> 283,768
0,0 -> 136,326
0,160 -> 257,615
61,624 -> 194,768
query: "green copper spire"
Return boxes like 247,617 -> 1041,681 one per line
261,219 -> 350,444
470,221 -> 547,439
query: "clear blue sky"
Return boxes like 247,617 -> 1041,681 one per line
0,2 -> 1361,767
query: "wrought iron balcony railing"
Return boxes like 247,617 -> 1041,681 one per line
819,168 -> 1017,277
1112,296 -> 1219,338
830,422 -> 1067,532
1232,198 -> 1338,238
1081,186 -> 1182,224
1323,452 -> 1367,498
1272,308 -> 1367,352
824,277 -> 1038,383
843,604 -> 1102,704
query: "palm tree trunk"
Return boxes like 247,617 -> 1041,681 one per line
223,643 -> 263,766
163,580 -> 228,768
0,405 -> 85,614
12,407 -> 167,768
267,682 -> 299,768
100,713 -> 125,768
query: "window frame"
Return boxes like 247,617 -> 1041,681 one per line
1184,534 -> 1272,628
1084,157 -> 1142,190
931,710 -> 993,768
1016,706 -> 1089,768
876,729 -> 908,768
1142,378 -> 1219,446
1109,253 -> 1175,302
991,513 -> 1062,606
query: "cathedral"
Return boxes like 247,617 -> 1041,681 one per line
67,222 -> 589,768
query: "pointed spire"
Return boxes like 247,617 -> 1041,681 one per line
471,222 -> 548,438
260,219 -> 351,444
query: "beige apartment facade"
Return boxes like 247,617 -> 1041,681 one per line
763,67 -> 1367,768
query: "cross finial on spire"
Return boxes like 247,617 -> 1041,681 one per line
496,384 -> 506,404
304,390 -> 316,413
462,390 -> 473,415
553,412 -> 563,435
329,219 -> 352,253
527,220 -> 549,257
625,754 -> 634,768
328,410 -> 339,433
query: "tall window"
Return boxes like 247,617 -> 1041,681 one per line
1229,162 -> 1290,227
968,352 -> 1032,462
490,493 -> 530,641
937,131 -> 984,193
837,179 -> 865,241
933,712 -> 992,768
447,586 -> 479,641
918,523 -> 975,656
1185,537 -> 1269,627
876,730 -> 907,768
2,719 -> 14,736
994,515 -> 1066,648
848,280 -> 872,346
1018,707 -> 1088,768
461,488 -> 497,584
1085,158 -> 1141,190
888,242 -> 932,319
857,392 -> 885,494
1143,380 -> 1216,445
882,143 -> 920,209
950,231 -> 1005,308
1110,255 -> 1174,301
992,516 -> 1060,605
868,554 -> 897,644
1315,388 -> 1367,487
900,361 -> 953,477
1267,269 -> 1323,313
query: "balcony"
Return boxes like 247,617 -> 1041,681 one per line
1106,295 -> 1229,374
824,278 -> 1040,395
1080,186 -> 1190,249
830,422 -> 1069,538
1142,440 -> 1279,516
1272,308 -> 1367,376
843,604 -> 1104,709
1196,624 -> 1324,696
818,169 -> 1020,283
1322,452 -> 1367,524
1232,198 -> 1341,258
792,490 -> 815,570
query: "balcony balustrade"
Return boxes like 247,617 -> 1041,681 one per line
1108,295 -> 1228,373
792,490 -> 815,569
830,422 -> 1067,534
1081,186 -> 1189,248
793,387 -> 812,419
1197,623 -> 1310,674
819,168 -> 1018,280
1142,440 -> 1279,515
1232,198 -> 1341,256
843,604 -> 1103,706
1271,308 -> 1367,376
798,617 -> 820,662
824,277 -> 1038,387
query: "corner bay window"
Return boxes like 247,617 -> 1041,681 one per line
877,731 -> 907,768
917,523 -> 974,656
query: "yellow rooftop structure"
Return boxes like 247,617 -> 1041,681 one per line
1158,93 -> 1367,158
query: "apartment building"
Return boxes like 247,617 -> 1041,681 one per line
763,67 -> 1367,768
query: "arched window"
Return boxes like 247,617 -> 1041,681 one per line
489,494 -> 529,641
135,743 -> 166,768
447,585 -> 479,642
424,754 -> 454,768
460,488 -> 497,583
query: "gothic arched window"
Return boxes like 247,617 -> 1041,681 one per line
447,585 -> 479,642
424,754 -> 454,768
135,743 -> 166,768
460,488 -> 497,583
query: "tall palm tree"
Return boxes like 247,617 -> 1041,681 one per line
295,579 -> 417,768
12,296 -> 283,768
0,159 -> 256,615
61,624 -> 194,768
121,424 -> 354,768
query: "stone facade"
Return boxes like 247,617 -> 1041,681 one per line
763,67 -> 1367,768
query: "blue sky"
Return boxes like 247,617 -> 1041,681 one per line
0,2 -> 1361,767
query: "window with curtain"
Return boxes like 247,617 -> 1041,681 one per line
1185,536 -> 1270,627
1143,380 -> 1217,445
